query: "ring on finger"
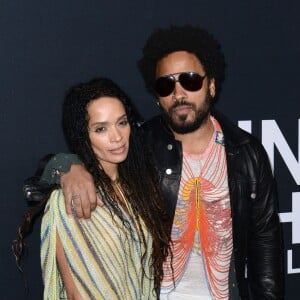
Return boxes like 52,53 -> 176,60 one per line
71,194 -> 81,206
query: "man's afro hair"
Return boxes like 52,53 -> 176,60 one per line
138,25 -> 225,96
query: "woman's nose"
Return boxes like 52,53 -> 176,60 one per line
109,127 -> 122,142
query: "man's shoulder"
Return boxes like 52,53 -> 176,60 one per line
141,115 -> 175,148
141,115 -> 167,138
213,110 -> 258,147
213,111 -> 267,162
142,115 -> 163,130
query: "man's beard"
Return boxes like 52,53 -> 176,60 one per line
160,92 -> 213,134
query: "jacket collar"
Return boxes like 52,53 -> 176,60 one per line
211,110 -> 252,148
145,109 -> 252,148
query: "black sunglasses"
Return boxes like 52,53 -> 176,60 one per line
155,72 -> 206,97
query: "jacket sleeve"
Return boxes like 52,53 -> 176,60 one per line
247,141 -> 284,300
40,153 -> 82,184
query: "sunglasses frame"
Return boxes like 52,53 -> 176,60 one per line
155,72 -> 207,97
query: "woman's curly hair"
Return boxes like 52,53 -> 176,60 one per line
138,25 -> 225,97
13,77 -> 171,293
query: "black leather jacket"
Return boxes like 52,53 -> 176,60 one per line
142,111 -> 284,300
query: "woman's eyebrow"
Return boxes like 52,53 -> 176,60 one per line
90,114 -> 127,127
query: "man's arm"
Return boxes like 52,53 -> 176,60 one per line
248,144 -> 284,299
40,153 -> 100,218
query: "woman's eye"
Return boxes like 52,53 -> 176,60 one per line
119,120 -> 128,126
94,127 -> 106,133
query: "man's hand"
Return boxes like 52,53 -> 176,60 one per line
60,164 -> 102,218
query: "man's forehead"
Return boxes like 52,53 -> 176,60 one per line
156,51 -> 205,76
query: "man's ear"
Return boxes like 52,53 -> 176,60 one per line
209,78 -> 216,98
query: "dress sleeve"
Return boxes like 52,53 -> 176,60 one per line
40,189 -> 67,299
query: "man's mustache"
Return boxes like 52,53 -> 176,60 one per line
170,101 -> 195,111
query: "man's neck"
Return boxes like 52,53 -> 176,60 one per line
173,115 -> 214,155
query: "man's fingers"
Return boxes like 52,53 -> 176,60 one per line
60,164 -> 99,218
97,194 -> 104,207
80,189 -> 92,219
65,196 -> 73,216
71,194 -> 84,219
62,185 -> 74,216
86,182 -> 97,211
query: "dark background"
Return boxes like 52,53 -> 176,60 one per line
1,0 -> 299,298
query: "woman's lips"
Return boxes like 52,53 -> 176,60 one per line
109,145 -> 126,154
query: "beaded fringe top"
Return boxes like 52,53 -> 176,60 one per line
161,117 -> 233,300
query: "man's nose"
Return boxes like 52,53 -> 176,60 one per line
172,81 -> 187,102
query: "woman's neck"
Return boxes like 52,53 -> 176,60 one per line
100,163 -> 119,182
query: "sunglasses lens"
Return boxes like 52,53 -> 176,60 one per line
179,73 -> 204,91
155,72 -> 205,97
155,76 -> 175,97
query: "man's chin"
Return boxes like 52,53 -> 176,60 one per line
173,114 -> 196,126
169,113 -> 211,134
161,110 -> 207,134
169,121 -> 199,134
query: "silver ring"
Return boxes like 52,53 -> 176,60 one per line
71,194 -> 80,206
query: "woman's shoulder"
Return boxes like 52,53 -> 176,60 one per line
45,188 -> 66,214
48,188 -> 64,203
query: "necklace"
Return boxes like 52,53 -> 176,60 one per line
111,178 -> 131,216
182,131 -> 222,232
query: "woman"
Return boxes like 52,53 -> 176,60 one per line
14,78 -> 171,299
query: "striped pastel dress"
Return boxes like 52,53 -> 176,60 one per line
41,189 -> 155,299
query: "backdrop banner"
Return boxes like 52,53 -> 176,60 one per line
1,1 -> 299,298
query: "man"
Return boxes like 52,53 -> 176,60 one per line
39,25 -> 284,299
